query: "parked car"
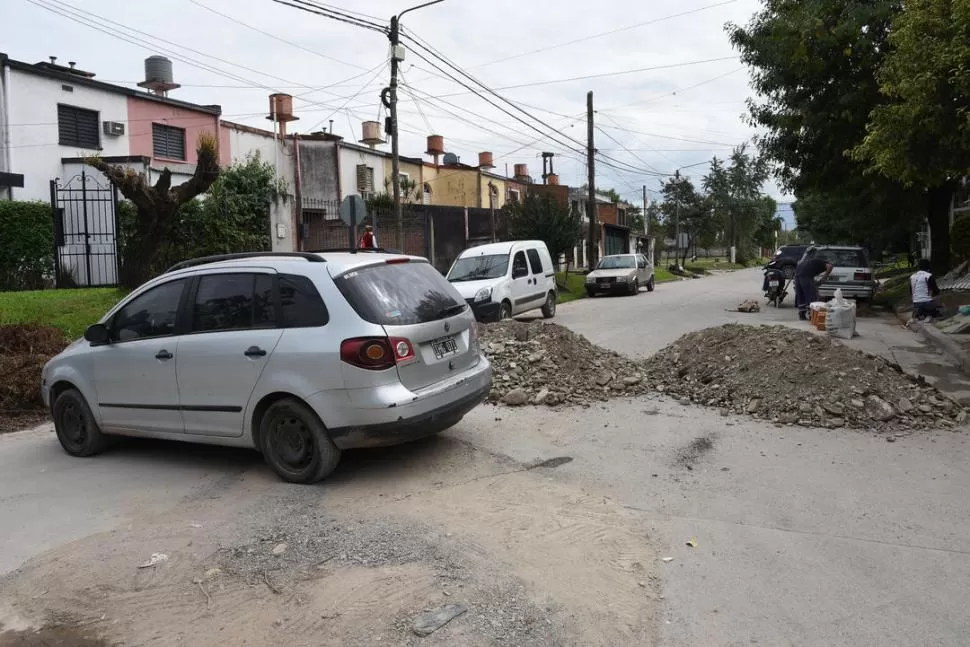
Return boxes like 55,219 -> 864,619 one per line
808,245 -> 876,300
446,240 -> 557,322
585,253 -> 655,296
764,244 -> 810,279
41,251 -> 492,484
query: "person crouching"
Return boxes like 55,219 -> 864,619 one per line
795,249 -> 833,321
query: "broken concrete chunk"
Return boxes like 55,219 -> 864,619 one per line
866,395 -> 896,422
502,389 -> 529,407
412,604 -> 468,637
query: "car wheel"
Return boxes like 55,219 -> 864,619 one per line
260,398 -> 341,484
629,280 -> 639,296
541,292 -> 557,318
499,301 -> 512,320
783,265 -> 795,280
646,276 -> 655,292
53,388 -> 108,457
586,289 -> 596,298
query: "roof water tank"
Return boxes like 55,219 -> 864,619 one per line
514,163 -> 529,178
360,120 -> 384,146
144,56 -> 174,84
547,173 -> 560,185
426,135 -> 445,156
478,151 -> 494,168
269,93 -> 295,121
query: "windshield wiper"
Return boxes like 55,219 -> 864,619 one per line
438,303 -> 467,319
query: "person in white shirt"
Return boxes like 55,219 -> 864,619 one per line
910,258 -> 942,320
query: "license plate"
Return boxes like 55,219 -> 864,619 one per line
431,335 -> 458,360
598,278 -> 610,284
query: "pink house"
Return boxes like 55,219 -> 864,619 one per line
127,96 -> 231,167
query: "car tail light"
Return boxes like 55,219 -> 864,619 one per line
340,337 -> 413,370
854,271 -> 872,281
385,257 -> 410,264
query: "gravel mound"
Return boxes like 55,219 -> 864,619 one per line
641,324 -> 966,431
481,320 -> 649,407
0,324 -> 67,433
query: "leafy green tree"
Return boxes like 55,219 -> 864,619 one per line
728,1 -> 922,260
660,173 -> 714,265
87,132 -> 221,288
851,0 -> 970,273
503,193 -> 582,272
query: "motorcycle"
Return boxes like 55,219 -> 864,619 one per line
763,266 -> 788,307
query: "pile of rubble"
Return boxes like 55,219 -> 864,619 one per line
480,320 -> 650,407
0,324 -> 66,433
641,324 -> 967,431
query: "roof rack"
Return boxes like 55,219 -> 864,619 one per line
165,252 -> 325,273
309,247 -> 404,255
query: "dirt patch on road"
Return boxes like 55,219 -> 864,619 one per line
0,438 -> 659,646
481,320 -> 650,407
0,325 -> 65,434
643,324 -> 966,432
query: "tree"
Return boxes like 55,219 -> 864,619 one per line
503,193 -> 582,272
727,1 -> 922,259
86,132 -> 220,287
851,0 -> 970,273
752,195 -> 781,253
660,173 -> 714,265
701,148 -> 770,261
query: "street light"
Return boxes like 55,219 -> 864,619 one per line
387,0 -> 446,250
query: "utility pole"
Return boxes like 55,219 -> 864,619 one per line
387,0 -> 445,252
586,91 -> 598,270
642,185 -> 648,235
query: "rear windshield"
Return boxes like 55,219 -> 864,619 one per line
335,260 -> 467,326
448,254 -> 509,282
818,249 -> 868,268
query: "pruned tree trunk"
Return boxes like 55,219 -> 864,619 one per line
86,132 -> 220,288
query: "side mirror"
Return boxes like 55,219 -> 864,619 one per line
84,323 -> 110,345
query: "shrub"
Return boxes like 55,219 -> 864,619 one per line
0,201 -> 54,291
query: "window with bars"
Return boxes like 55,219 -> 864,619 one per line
152,123 -> 187,160
57,104 -> 100,149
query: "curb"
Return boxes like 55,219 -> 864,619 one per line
894,307 -> 970,376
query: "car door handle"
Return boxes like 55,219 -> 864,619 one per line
244,346 -> 267,357
155,349 -> 173,360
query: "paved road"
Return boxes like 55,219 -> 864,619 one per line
2,269 -> 969,646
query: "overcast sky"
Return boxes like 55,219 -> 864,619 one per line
8,0 -> 791,220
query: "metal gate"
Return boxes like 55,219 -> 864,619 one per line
50,171 -> 120,287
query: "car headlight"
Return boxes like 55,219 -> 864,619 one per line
616,275 -> 629,282
474,286 -> 492,303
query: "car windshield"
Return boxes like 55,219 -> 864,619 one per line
597,256 -> 636,269
818,248 -> 868,268
335,260 -> 467,325
447,254 -> 509,282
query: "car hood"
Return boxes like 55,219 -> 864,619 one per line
448,278 -> 500,299
588,268 -> 636,279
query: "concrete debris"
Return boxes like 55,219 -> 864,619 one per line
137,553 -> 169,569
482,321 -> 650,406
735,299 -> 761,313
412,604 -> 468,637
641,324 -> 966,432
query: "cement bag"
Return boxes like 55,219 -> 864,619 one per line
825,289 -> 857,339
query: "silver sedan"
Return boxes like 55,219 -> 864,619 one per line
585,254 -> 655,296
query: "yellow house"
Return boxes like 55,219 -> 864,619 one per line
381,155 -> 425,203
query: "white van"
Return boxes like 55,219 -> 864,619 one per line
446,241 -> 558,321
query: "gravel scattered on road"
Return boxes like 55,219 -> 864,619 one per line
481,320 -> 650,407
641,324 -> 966,432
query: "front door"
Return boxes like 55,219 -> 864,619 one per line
177,272 -> 284,437
93,278 -> 187,435
509,250 -> 540,314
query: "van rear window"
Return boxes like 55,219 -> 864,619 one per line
335,261 -> 467,325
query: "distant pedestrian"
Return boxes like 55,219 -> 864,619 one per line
910,258 -> 942,320
795,249 -> 833,321
358,225 -> 376,249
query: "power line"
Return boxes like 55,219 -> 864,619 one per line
188,0 -> 366,69
474,0 -> 739,68
599,67 -> 745,112
306,60 -> 389,132
269,0 -> 387,33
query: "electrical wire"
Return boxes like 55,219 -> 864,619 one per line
306,60 -> 389,132
599,67 -> 745,113
188,0 -> 365,70
398,67 -> 435,135
269,0 -> 387,33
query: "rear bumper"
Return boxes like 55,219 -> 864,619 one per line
818,281 -> 875,300
315,357 -> 492,449
467,299 -> 502,323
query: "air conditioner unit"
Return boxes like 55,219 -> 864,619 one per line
102,121 -> 125,136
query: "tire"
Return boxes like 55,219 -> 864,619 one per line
646,276 -> 655,292
499,301 -> 512,320
260,398 -> 341,484
629,280 -> 639,296
53,388 -> 108,457
586,289 -> 596,298
783,265 -> 796,280
541,292 -> 557,318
